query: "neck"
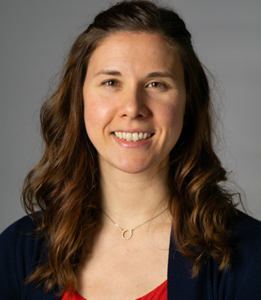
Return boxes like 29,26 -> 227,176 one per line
98,163 -> 170,229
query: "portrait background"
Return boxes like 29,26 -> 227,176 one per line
1,0 -> 261,232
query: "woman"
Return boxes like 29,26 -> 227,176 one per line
1,0 -> 261,299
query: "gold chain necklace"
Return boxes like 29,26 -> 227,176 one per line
102,207 -> 168,240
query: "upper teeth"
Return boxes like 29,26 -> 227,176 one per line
114,132 -> 152,142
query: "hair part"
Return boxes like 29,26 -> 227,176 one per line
22,0 -> 241,294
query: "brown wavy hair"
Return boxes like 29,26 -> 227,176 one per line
22,0 -> 241,294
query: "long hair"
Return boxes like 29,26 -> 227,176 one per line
22,0 -> 240,293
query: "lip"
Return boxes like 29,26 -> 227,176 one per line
111,132 -> 154,148
112,128 -> 154,134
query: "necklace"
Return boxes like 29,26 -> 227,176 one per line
102,207 -> 168,240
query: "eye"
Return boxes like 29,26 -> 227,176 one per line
102,79 -> 119,87
147,82 -> 165,88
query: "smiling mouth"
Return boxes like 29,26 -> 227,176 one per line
113,131 -> 154,142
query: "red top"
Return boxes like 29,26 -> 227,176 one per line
62,280 -> 167,300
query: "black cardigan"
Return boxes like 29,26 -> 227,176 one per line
1,211 -> 261,299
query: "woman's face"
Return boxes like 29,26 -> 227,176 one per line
83,32 -> 186,175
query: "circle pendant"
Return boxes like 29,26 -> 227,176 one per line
121,229 -> 133,240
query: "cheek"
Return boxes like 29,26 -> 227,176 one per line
157,98 -> 186,153
84,96 -> 99,139
154,87 -> 186,127
159,101 -> 185,130
83,94 -> 113,138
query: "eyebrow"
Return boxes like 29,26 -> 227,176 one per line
93,69 -> 121,78
93,69 -> 175,80
147,71 -> 174,79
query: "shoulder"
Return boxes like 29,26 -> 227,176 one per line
212,210 -> 261,299
0,214 -> 44,258
229,210 -> 261,259
1,213 -> 39,236
232,209 -> 261,235
0,214 -> 49,299
167,210 -> 261,300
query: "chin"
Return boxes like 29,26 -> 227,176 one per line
112,156 -> 168,175
115,162 -> 150,174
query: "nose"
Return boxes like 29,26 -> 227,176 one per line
118,86 -> 149,120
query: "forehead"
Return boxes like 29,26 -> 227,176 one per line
87,31 -> 182,76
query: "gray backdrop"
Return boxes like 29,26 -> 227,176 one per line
1,0 -> 261,232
